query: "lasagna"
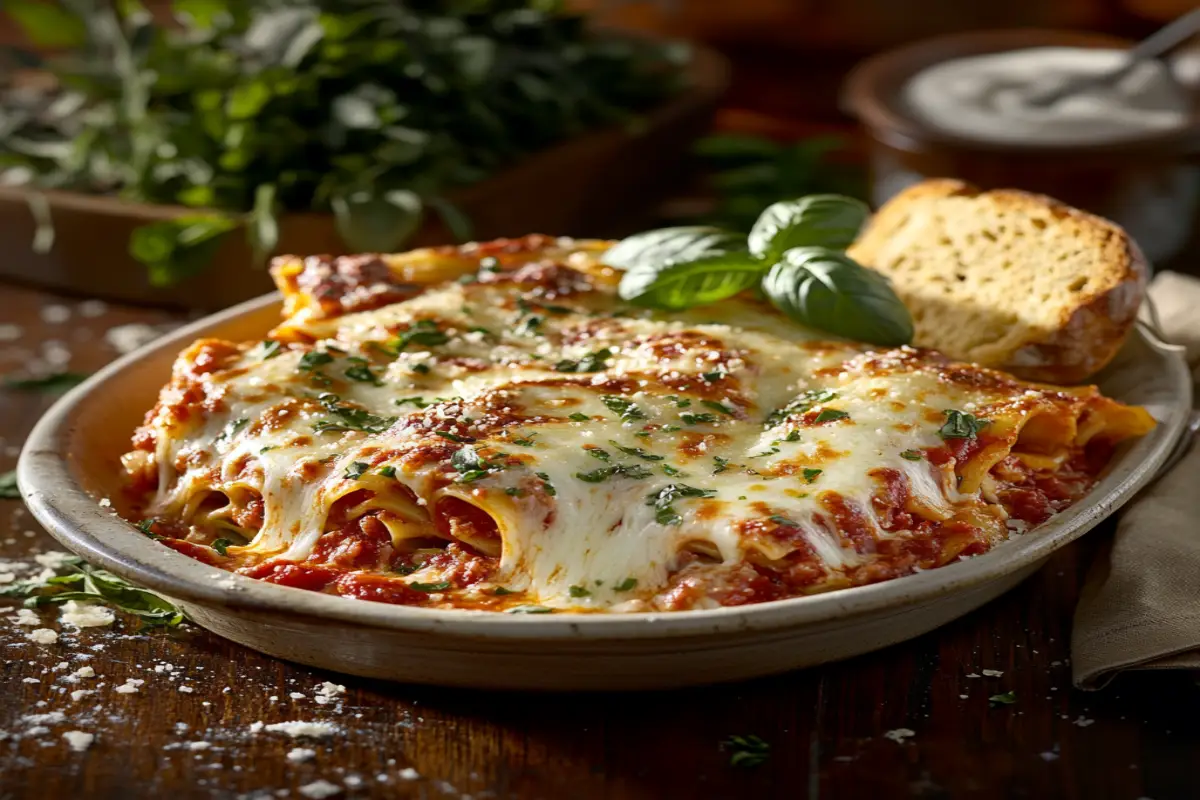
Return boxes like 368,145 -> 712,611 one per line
120,235 -> 1155,613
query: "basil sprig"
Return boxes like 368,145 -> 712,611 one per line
603,195 -> 913,346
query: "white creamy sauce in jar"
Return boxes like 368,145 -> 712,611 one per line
903,47 -> 1191,145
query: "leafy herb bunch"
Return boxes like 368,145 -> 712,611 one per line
0,0 -> 686,284
602,194 -> 914,346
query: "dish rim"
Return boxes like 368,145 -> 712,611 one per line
17,291 -> 1194,642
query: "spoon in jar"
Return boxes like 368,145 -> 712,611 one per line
1024,7 -> 1200,107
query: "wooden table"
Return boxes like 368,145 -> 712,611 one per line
1,281 -> 1197,800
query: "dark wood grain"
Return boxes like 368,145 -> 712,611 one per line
1,283 -> 1198,800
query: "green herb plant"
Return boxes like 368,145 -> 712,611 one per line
1,0 -> 685,285
603,194 -> 913,346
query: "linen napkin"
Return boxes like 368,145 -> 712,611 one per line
1072,271 -> 1200,689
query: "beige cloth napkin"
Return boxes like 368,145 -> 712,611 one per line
1072,271 -> 1200,689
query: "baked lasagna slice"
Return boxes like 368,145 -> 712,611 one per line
120,235 -> 1154,612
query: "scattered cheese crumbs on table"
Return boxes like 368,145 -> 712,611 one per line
981,669 -> 1004,677
74,666 -> 96,678
63,731 -> 94,751
883,728 -> 916,743
965,673 -> 980,678
286,747 -> 317,763
115,679 -> 145,694
0,323 -> 23,341
14,609 -> 41,626
263,721 -> 337,739
289,692 -> 306,700
398,768 -> 420,780
1041,752 -> 1060,761
59,600 -> 115,628
179,686 -> 195,693
343,776 -> 363,789
1074,717 -> 1095,728
313,682 -> 345,705
29,628 -> 59,645
186,742 -> 212,751
248,722 -> 265,734
105,322 -> 167,355
297,780 -> 342,799
40,304 -> 72,324
70,690 -> 94,702
21,678 -> 39,684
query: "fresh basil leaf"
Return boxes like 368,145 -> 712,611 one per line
749,195 -> 870,262
602,226 -> 744,271
332,190 -> 423,253
618,250 -> 766,310
939,410 -> 989,440
762,247 -> 913,346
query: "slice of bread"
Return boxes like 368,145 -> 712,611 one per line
847,179 -> 1148,384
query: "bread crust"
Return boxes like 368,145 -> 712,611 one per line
848,179 -> 1148,384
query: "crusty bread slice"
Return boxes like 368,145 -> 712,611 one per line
847,179 -> 1148,384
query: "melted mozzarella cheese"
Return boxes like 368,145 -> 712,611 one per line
136,258 -> 1111,611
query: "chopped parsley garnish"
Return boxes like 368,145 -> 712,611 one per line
217,417 -> 249,441
408,581 -> 452,592
508,605 -> 554,614
492,586 -> 516,595
344,461 -> 369,479
312,393 -> 397,434
586,448 -> 611,461
575,464 -> 653,483
768,515 -> 799,528
989,691 -> 1016,705
515,315 -> 543,336
511,435 -> 537,447
609,441 -> 663,461
298,350 -> 334,372
384,320 -> 450,353
435,430 -> 473,443
451,446 -> 498,483
680,412 -> 717,426
900,449 -> 924,461
749,447 -> 779,458
661,464 -> 684,476
784,429 -> 801,442
378,466 -> 397,478
701,370 -> 726,382
568,412 -> 590,422
504,487 -> 523,497
568,585 -> 590,598
600,395 -> 646,421
802,468 -> 822,483
764,388 -> 838,428
479,256 -> 499,272
667,395 -> 692,408
259,445 -> 278,454
411,363 -> 432,375
252,340 -> 282,362
536,471 -> 556,496
646,483 -> 717,525
613,577 -> 638,592
554,348 -> 613,373
136,519 -> 160,539
211,538 -> 234,556
395,397 -> 430,409
814,408 -> 850,423
725,734 -> 770,768
713,456 -> 732,474
344,359 -> 384,386
468,326 -> 491,335
939,409 -> 989,440
702,400 -> 735,416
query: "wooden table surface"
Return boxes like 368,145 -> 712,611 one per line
1,281 -> 1198,800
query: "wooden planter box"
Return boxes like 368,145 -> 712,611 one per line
0,47 -> 727,310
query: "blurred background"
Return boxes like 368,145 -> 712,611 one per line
0,0 -> 1197,309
